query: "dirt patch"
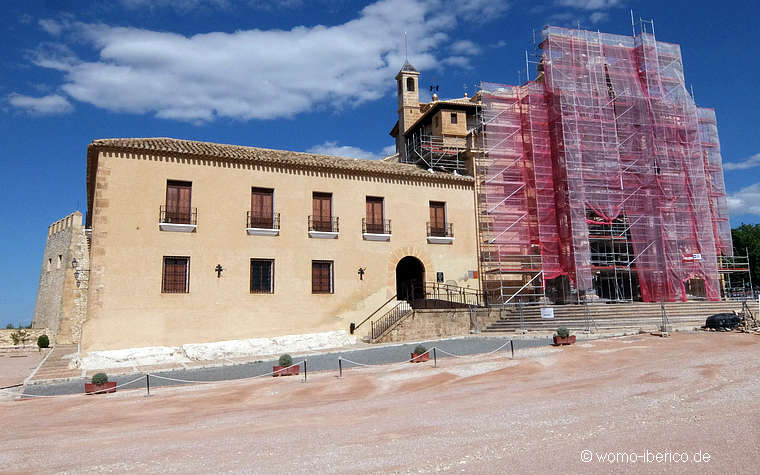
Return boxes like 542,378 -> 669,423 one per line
2,333 -> 759,473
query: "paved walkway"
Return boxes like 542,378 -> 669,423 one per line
20,331 -> 643,397
26,344 -> 80,383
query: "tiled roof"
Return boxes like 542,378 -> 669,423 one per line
87,137 -> 472,183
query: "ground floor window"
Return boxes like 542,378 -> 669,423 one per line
162,256 -> 189,293
251,259 -> 274,293
312,260 -> 333,294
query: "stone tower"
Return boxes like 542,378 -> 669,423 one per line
395,60 -> 421,161
32,211 -> 89,344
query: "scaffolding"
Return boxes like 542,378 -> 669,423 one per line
403,132 -> 469,174
477,24 -> 739,305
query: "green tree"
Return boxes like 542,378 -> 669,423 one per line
731,223 -> 760,292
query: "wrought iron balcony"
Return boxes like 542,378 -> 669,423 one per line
308,216 -> 339,237
159,205 -> 197,232
427,222 -> 453,237
247,211 -> 280,230
362,218 -> 391,235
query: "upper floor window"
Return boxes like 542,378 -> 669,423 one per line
450,112 -> 458,124
365,196 -> 385,234
312,192 -> 333,232
164,180 -> 193,224
429,201 -> 447,236
162,256 -> 189,293
250,187 -> 275,228
406,77 -> 415,92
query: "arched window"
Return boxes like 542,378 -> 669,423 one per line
406,77 -> 415,92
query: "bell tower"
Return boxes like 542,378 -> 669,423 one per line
395,60 -> 421,160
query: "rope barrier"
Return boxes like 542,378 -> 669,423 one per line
1,375 -> 147,399
148,360 -> 306,385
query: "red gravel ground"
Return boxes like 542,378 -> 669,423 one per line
1,332 -> 758,473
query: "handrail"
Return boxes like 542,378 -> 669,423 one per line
503,271 -> 543,306
350,294 -> 398,334
370,300 -> 413,341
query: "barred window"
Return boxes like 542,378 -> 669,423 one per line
312,261 -> 333,294
251,259 -> 274,293
162,257 -> 189,293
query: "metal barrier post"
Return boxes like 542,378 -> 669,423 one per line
338,357 -> 343,378
510,340 -> 514,359
303,359 -> 307,383
145,374 -> 150,397
433,348 -> 437,367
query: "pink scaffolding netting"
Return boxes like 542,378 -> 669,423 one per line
478,26 -> 732,302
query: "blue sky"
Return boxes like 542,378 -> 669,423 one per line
2,0 -> 759,327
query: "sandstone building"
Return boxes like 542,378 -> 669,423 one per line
33,25 -> 745,358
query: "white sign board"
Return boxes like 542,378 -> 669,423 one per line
540,307 -> 555,319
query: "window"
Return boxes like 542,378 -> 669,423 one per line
250,187 -> 274,228
429,201 -> 446,236
312,192 -> 333,232
365,196 -> 385,234
47,258 -> 52,272
250,259 -> 274,293
312,261 -> 333,293
450,112 -> 458,124
406,77 -> 415,92
57,255 -> 62,269
162,256 -> 189,293
165,180 -> 192,224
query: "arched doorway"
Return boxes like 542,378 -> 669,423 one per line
396,256 -> 425,301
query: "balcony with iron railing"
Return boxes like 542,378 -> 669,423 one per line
308,216 -> 339,239
159,205 -> 197,232
427,222 -> 454,244
362,218 -> 391,241
246,211 -> 280,236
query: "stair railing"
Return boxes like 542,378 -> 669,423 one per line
350,294 -> 398,335
370,301 -> 413,342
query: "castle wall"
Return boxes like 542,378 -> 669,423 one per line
32,212 -> 89,344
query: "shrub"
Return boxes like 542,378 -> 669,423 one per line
278,354 -> 293,367
413,344 -> 428,355
92,373 -> 109,385
556,327 -> 570,338
10,330 -> 28,346
37,334 -> 50,349
5,323 -> 13,329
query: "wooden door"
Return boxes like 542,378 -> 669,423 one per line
429,201 -> 445,236
251,188 -> 274,228
166,181 -> 192,223
312,193 -> 332,231
366,197 -> 384,233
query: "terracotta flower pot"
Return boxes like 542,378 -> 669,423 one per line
84,382 -> 117,394
553,335 -> 576,346
273,365 -> 300,377
410,352 -> 430,363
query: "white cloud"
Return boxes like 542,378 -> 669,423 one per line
489,39 -> 507,48
589,11 -> 608,23
556,0 -> 622,10
727,183 -> 760,216
307,141 -> 392,160
27,0 -> 508,122
7,93 -> 73,115
39,19 -> 64,36
723,153 -> 760,171
450,40 -> 481,56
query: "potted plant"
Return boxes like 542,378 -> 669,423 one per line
85,373 -> 117,394
553,327 -> 576,346
410,344 -> 430,363
273,354 -> 299,377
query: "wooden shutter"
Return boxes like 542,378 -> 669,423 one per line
250,259 -> 273,293
251,188 -> 274,228
366,197 -> 384,233
430,201 -> 445,235
166,181 -> 192,223
312,261 -> 332,293
312,193 -> 332,231
163,257 -> 189,293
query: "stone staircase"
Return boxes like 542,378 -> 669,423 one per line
484,301 -> 748,332
26,344 -> 80,382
